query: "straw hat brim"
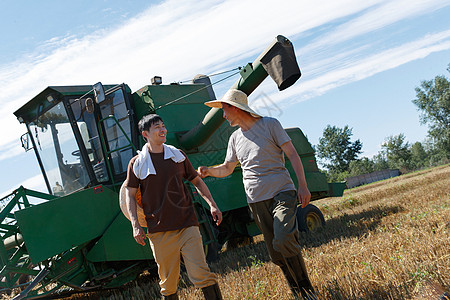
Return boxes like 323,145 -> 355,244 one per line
204,99 -> 262,118
119,181 -> 147,228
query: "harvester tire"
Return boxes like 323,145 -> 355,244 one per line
296,204 -> 325,232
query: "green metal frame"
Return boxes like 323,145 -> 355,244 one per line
0,186 -> 56,293
187,183 -> 218,248
97,115 -> 137,188
0,185 -> 150,298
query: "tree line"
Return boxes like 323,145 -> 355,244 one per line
315,64 -> 450,182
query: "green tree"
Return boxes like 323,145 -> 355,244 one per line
348,157 -> 375,176
381,134 -> 412,170
422,138 -> 448,166
413,64 -> 450,160
410,141 -> 428,168
316,125 -> 362,175
372,153 -> 389,171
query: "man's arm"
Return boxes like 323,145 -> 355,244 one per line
190,176 -> 223,226
125,186 -> 146,246
197,160 -> 238,178
281,140 -> 311,208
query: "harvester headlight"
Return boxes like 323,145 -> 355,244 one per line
151,76 -> 162,85
46,95 -> 56,103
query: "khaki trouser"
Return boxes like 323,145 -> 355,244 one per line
248,190 -> 302,266
148,226 -> 217,296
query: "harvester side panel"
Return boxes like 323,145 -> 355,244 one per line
200,171 -> 247,212
285,128 -> 316,169
285,128 -> 329,194
14,186 -> 119,263
87,212 -> 154,262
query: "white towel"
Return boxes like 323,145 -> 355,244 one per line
133,144 -> 186,179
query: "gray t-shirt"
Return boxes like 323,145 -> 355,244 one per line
225,117 -> 296,203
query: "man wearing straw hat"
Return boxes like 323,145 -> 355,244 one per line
197,89 -> 317,299
123,114 -> 223,300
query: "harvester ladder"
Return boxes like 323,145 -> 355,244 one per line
187,184 -> 218,248
97,115 -> 137,189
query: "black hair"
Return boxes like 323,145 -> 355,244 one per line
138,114 -> 164,133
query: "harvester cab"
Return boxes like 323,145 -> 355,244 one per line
15,84 -> 137,196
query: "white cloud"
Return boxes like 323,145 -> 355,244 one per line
0,0 -> 375,149
0,173 -> 46,200
303,0 -> 449,53
22,174 -> 47,191
0,140 -> 23,161
261,29 -> 450,107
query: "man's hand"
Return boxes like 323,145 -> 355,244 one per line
133,223 -> 147,246
190,176 -> 223,226
281,141 -> 311,208
298,188 -> 311,208
197,161 -> 237,178
210,205 -> 223,226
197,166 -> 209,178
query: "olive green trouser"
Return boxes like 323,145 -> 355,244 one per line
148,226 -> 217,296
249,190 -> 315,298
248,190 -> 302,264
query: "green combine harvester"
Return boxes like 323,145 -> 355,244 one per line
0,35 -> 345,299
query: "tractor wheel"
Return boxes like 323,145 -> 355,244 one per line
296,204 -> 325,232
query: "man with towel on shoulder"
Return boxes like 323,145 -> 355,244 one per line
124,114 -> 223,300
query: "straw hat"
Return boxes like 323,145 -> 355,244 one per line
119,181 -> 147,228
204,89 -> 262,118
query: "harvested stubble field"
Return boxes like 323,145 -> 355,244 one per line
67,164 -> 449,299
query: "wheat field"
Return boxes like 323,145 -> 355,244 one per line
60,164 -> 450,299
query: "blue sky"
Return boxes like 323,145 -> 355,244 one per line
1,0 -> 449,198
